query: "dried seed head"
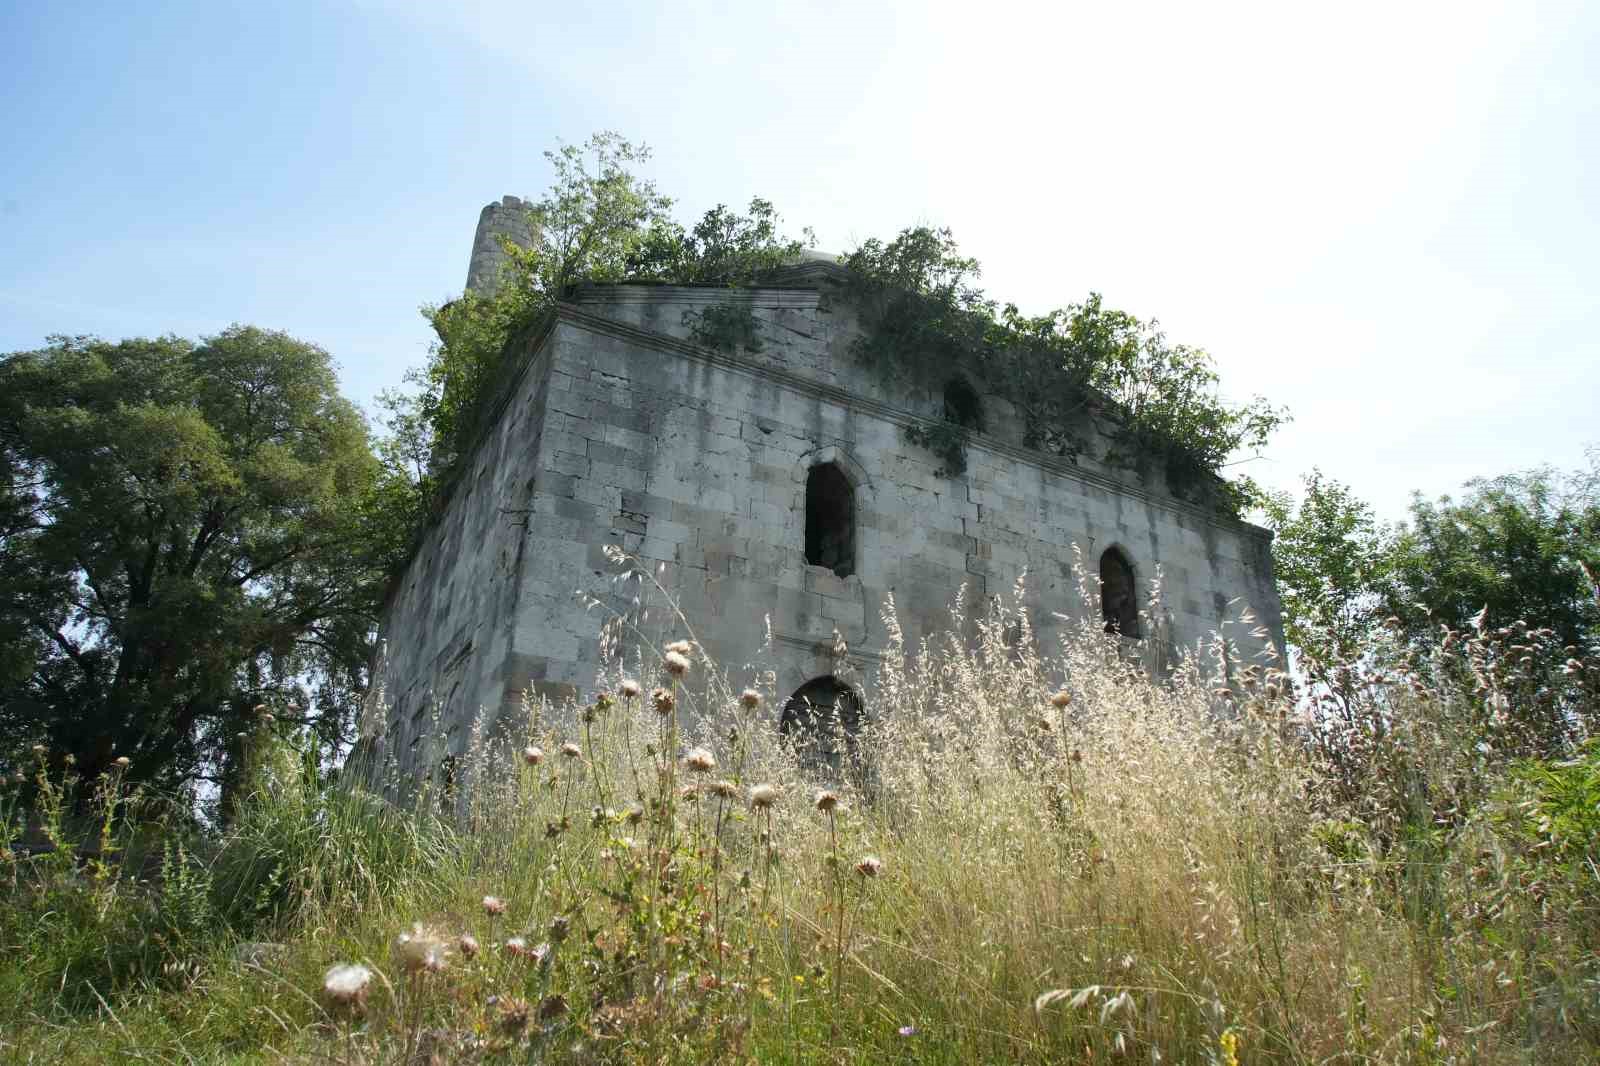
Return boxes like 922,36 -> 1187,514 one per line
504,936 -> 530,957
458,933 -> 479,959
684,747 -> 717,773
855,855 -> 884,878
620,679 -> 641,699
665,640 -> 693,656
322,963 -> 371,1007
112,756 -> 131,769
560,742 -> 582,760
496,996 -> 531,1036
709,778 -> 738,800
547,915 -> 571,942
749,783 -> 779,809
663,651 -> 691,678
624,803 -> 644,825
740,688 -> 762,709
1050,689 -> 1072,709
394,924 -> 449,974
814,790 -> 840,814
482,895 -> 507,916
651,687 -> 676,715
522,745 -> 544,766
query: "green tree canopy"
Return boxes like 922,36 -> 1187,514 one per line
0,327 -> 386,790
389,133 -> 810,539
1262,469 -> 1397,669
840,227 -> 1286,511
1386,460 -> 1600,651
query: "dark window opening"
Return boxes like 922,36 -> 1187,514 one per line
1100,547 -> 1140,637
438,753 -> 459,812
779,676 -> 864,778
804,462 -> 855,578
944,378 -> 983,431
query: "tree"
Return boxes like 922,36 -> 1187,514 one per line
388,134 -> 809,542
840,226 -> 1286,511
1261,469 -> 1397,668
1385,459 -> 1600,651
415,133 -> 674,477
0,327 -> 386,791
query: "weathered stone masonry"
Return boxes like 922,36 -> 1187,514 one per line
375,243 -> 1285,765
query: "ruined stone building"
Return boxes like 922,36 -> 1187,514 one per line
373,197 -> 1284,762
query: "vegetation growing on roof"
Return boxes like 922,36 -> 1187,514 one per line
838,226 -> 1287,513
380,134 -> 810,549
380,135 -> 1286,574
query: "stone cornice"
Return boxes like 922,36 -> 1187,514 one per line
552,302 -> 1275,544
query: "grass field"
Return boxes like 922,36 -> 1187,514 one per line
3,573 -> 1596,1064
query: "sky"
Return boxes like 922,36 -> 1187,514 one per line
2,0 -> 1595,522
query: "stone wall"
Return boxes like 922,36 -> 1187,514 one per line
375,269 -> 1284,770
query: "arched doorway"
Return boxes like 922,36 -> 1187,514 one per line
779,675 -> 863,776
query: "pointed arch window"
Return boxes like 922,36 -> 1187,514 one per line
804,462 -> 855,578
1100,547 -> 1140,637
943,378 -> 983,431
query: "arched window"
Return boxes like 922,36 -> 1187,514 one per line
805,462 -> 855,578
779,676 -> 863,776
944,378 -> 983,431
1100,547 -> 1140,637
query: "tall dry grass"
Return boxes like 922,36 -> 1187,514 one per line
1,551 -> 1595,1064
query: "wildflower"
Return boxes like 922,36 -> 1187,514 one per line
547,915 -> 571,942
651,687 -> 676,715
1050,689 -> 1072,709
898,1025 -> 918,1037
112,756 -> 131,769
620,678 -> 641,699
709,778 -> 738,800
560,742 -> 582,760
665,639 -> 693,656
1219,1029 -> 1241,1066
855,855 -> 884,878
504,936 -> 531,957
749,783 -> 779,809
394,924 -> 449,974
740,688 -> 762,709
663,651 -> 691,678
522,745 -> 544,766
814,790 -> 840,813
458,933 -> 479,959
624,803 -> 644,825
322,963 -> 372,1008
684,747 -> 717,773
482,895 -> 507,917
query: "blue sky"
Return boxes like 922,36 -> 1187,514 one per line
3,1 -> 1596,520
